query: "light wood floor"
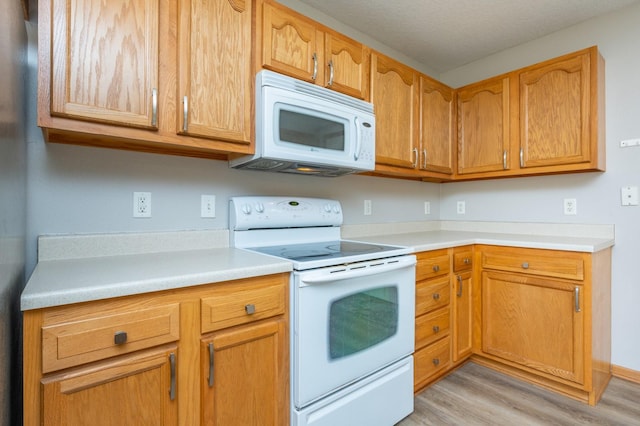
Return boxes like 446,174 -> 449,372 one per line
397,362 -> 640,425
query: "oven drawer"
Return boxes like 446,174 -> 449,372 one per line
415,307 -> 450,350
201,275 -> 286,333
42,302 -> 180,373
416,275 -> 450,315
414,337 -> 451,388
416,251 -> 451,281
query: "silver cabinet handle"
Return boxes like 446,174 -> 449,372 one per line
432,265 -> 440,272
456,275 -> 463,297
463,258 -> 471,265
169,353 -> 176,401
245,304 -> 256,315
433,325 -> 440,333
520,148 -> 524,168
522,262 -> 529,269
412,148 -> 418,168
114,331 -> 127,345
503,150 -> 507,169
182,96 -> 188,132
432,358 -> 440,366
575,287 -> 581,312
422,149 -> 427,169
327,59 -> 334,86
208,343 -> 214,387
151,88 -> 158,127
432,293 -> 440,301
312,53 -> 318,81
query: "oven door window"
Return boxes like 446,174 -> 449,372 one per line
275,104 -> 347,152
329,287 -> 398,359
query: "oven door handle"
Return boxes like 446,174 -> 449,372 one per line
300,257 -> 416,284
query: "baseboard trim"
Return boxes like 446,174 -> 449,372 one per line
612,365 -> 640,384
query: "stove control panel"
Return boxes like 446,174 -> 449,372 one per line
230,196 -> 343,231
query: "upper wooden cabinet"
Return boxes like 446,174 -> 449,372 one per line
457,75 -> 511,175
456,46 -> 605,179
371,52 -> 420,172
259,0 -> 370,99
177,0 -> 253,144
49,0 -> 160,129
39,0 -> 254,159
518,49 -> 602,170
420,75 -> 455,175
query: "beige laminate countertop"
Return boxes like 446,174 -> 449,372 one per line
21,226 -> 614,311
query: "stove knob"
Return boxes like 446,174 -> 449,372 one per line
242,204 -> 252,215
332,204 -> 341,214
255,203 -> 265,213
323,204 -> 333,213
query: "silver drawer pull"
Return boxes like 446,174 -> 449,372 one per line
522,262 -> 529,269
432,358 -> 440,366
463,258 -> 471,264
433,325 -> 440,333
432,293 -> 440,301
432,265 -> 440,272
245,304 -> 256,315
114,331 -> 127,345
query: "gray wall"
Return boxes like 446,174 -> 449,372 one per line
24,0 -> 640,383
438,3 -> 640,371
0,1 -> 27,424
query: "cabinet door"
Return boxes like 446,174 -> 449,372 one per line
420,76 -> 454,174
50,0 -> 159,129
482,271 -> 584,383
371,52 -> 419,170
452,271 -> 472,361
261,1 -> 323,83
41,347 -> 178,425
457,76 -> 510,174
324,31 -> 369,99
201,318 -> 288,426
519,52 -> 591,168
178,0 -> 252,144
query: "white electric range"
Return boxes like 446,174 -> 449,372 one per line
230,196 -> 416,426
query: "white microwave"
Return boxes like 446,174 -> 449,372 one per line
229,70 -> 375,177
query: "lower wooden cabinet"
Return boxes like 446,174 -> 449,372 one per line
41,346 -> 178,425
474,245 -> 611,405
414,247 -> 475,392
201,318 -> 288,426
23,273 -> 289,426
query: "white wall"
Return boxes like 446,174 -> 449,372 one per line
439,3 -> 640,371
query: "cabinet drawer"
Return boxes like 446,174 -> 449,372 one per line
416,251 -> 451,281
416,275 -> 450,315
42,303 -> 180,373
201,276 -> 286,333
481,246 -> 584,280
453,249 -> 473,272
415,308 -> 450,350
414,337 -> 451,388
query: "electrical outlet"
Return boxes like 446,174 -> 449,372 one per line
563,198 -> 577,215
424,201 -> 431,215
457,201 -> 466,215
133,192 -> 151,218
364,200 -> 372,216
201,195 -> 216,218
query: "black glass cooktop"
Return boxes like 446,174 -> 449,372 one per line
247,240 -> 401,263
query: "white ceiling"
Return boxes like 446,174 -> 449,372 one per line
296,0 -> 640,73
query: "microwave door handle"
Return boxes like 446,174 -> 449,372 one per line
354,117 -> 361,161
300,258 -> 416,284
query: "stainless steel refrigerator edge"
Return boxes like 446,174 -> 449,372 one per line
0,1 -> 28,425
